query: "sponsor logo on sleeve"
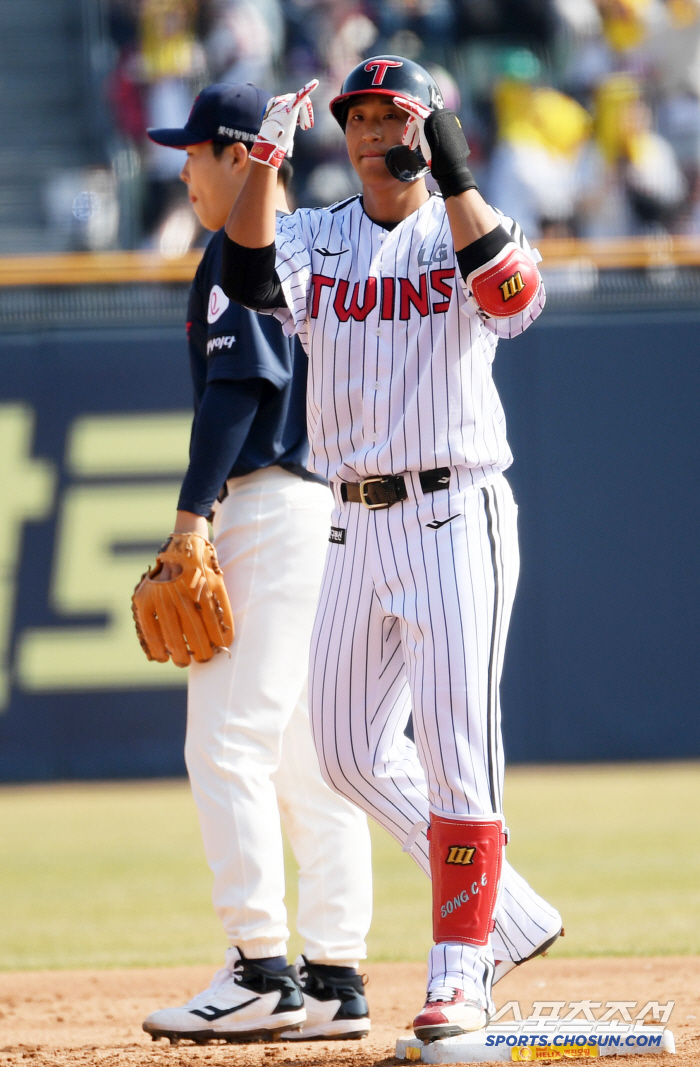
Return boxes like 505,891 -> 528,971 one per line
206,335 -> 236,355
207,284 -> 230,324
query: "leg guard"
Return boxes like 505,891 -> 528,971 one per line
429,811 -> 507,947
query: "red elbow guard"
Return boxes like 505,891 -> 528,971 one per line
467,243 -> 541,319
429,812 -> 507,946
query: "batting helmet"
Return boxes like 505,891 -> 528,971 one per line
329,55 -> 444,129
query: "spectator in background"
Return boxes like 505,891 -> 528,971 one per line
206,0 -> 284,86
576,73 -> 687,234
645,0 -> 700,229
285,1 -> 380,205
107,0 -> 147,146
141,0 -> 207,237
102,0 -> 695,242
487,51 -> 592,236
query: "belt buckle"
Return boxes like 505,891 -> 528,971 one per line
359,476 -> 391,510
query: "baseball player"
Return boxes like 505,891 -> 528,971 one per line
222,58 -> 562,1041
138,83 -> 372,1045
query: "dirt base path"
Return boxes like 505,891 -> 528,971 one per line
1,959 -> 698,1066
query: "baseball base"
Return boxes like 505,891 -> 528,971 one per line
396,1022 -> 675,1061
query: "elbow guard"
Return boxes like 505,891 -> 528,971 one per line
467,243 -> 541,319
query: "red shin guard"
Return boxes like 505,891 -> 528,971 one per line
429,812 -> 507,947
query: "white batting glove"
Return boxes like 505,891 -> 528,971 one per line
250,80 -> 319,169
393,95 -> 434,167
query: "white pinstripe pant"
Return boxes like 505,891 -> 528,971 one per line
309,471 -> 560,975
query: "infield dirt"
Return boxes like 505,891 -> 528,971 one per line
1,958 -> 698,1067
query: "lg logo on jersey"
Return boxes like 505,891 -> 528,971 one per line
417,242 -> 448,267
207,285 -> 230,324
310,270 -> 455,321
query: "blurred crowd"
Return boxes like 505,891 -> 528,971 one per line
102,0 -> 700,248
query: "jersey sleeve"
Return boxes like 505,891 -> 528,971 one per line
206,306 -> 294,392
271,210 -> 316,336
462,211 -> 546,338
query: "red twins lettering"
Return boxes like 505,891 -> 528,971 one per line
399,275 -> 429,319
430,268 -> 455,313
310,272 -> 455,321
380,277 -> 395,319
310,274 -> 335,317
333,278 -> 377,322
364,59 -> 403,85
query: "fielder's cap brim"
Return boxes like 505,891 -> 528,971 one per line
147,127 -> 211,147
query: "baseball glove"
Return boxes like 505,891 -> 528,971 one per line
132,533 -> 234,668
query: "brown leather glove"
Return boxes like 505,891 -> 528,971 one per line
132,533 -> 234,668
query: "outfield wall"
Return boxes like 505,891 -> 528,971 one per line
0,261 -> 699,780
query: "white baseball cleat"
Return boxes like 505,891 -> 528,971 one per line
142,947 -> 305,1044
493,925 -> 564,985
279,956 -> 371,1040
412,985 -> 488,1042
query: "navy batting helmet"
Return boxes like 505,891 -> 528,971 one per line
329,55 -> 444,130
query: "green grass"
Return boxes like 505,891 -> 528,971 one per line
0,763 -> 698,970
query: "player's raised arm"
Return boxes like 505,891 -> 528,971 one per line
223,81 -> 318,308
393,94 -> 543,327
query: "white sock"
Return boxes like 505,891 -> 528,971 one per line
427,943 -> 494,1009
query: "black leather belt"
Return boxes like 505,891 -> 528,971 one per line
339,468 -> 451,509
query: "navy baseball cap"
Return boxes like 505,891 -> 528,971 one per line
148,82 -> 271,148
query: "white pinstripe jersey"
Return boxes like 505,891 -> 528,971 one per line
272,193 -> 545,485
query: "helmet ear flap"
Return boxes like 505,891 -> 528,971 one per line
384,145 -> 430,182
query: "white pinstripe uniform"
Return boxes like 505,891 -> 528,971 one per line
270,192 -> 560,996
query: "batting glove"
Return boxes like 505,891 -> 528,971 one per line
393,96 -> 478,199
250,79 -> 319,170
394,95 -> 434,166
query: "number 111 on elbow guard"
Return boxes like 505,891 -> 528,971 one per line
468,244 -> 541,319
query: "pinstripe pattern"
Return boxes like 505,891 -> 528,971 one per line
309,475 -> 517,826
427,942 -> 494,1002
272,194 -> 559,994
309,472 -> 561,974
492,860 -> 562,962
272,195 -> 545,485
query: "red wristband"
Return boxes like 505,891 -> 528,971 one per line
250,139 -> 286,170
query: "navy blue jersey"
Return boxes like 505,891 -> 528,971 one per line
183,226 -> 323,506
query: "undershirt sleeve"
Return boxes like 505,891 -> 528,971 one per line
455,224 -> 511,280
221,234 -> 287,310
177,378 -> 264,516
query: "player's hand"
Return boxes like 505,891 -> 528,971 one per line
394,95 -> 434,167
397,101 -> 477,200
250,80 -> 319,170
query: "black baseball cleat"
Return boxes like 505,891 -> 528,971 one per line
142,947 -> 305,1044
279,956 -> 371,1040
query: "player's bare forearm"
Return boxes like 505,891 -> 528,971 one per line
225,163 -> 278,248
445,190 -> 500,254
174,510 -> 210,538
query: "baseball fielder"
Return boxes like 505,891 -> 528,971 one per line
135,83 -> 372,1045
222,58 -> 562,1041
